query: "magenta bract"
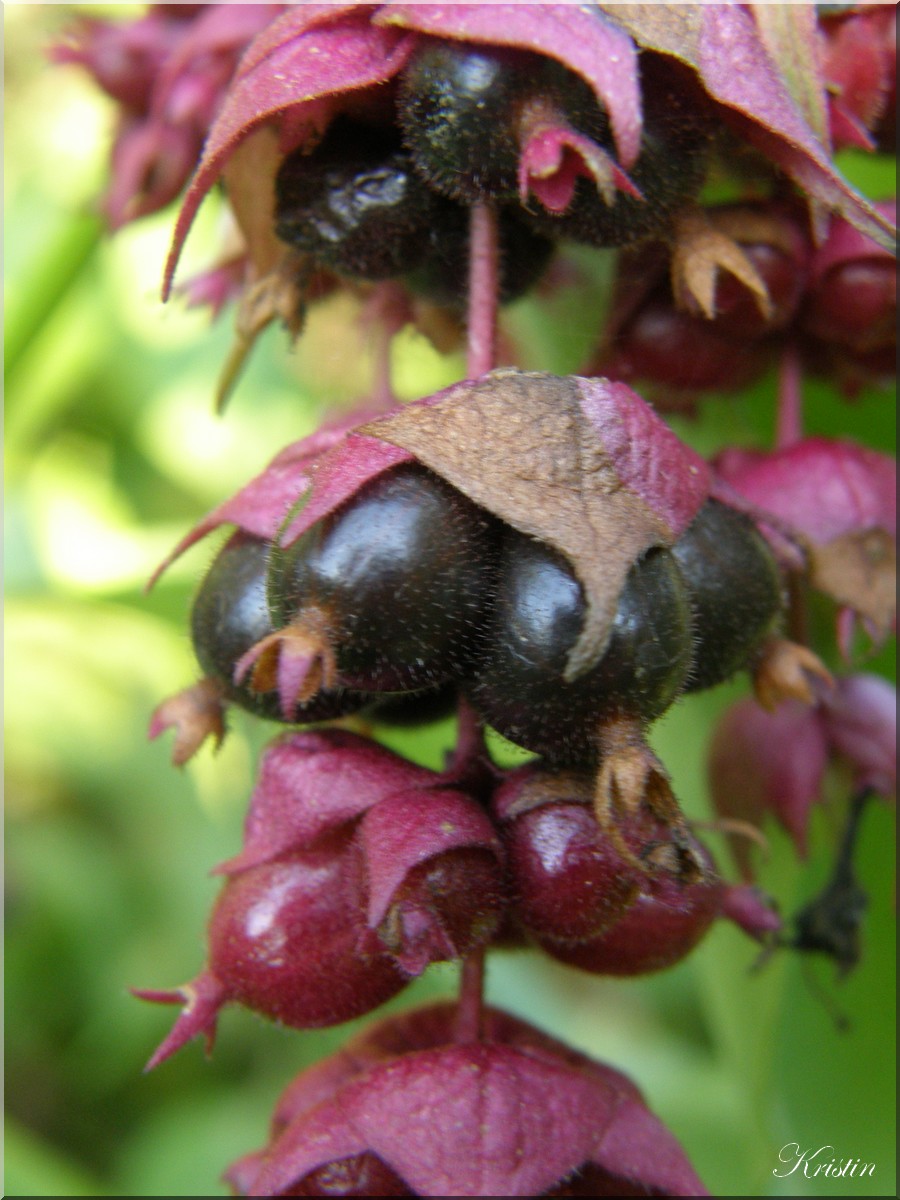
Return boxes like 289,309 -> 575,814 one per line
708,697 -> 831,863
216,728 -> 438,875
612,4 -> 895,249
232,1004 -> 708,1197
714,436 -> 896,547
821,673 -> 897,799
148,405 -> 404,587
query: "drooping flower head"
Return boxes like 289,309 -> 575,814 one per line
227,1003 -> 710,1197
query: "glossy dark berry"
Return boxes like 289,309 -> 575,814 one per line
525,56 -> 712,248
274,118 -> 441,280
601,291 -> 772,397
405,203 -> 555,309
398,41 -> 549,202
671,499 -> 783,692
270,465 -> 499,693
470,529 -> 692,763
190,531 -> 365,723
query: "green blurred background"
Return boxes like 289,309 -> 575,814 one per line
4,5 -> 896,1196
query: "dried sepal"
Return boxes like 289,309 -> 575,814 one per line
751,637 -> 834,711
670,208 -> 772,322
362,370 -> 709,680
148,677 -> 227,765
233,610 -> 337,719
594,716 -> 708,884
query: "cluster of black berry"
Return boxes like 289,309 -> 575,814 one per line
196,462 -> 782,750
58,2 -> 895,1192
273,39 -> 712,305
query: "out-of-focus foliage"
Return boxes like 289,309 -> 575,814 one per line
4,5 -> 895,1197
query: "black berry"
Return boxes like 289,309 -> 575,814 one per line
526,56 -> 712,248
190,532 -> 365,723
671,499 -> 783,692
469,529 -> 692,763
274,118 -> 441,280
269,465 -> 499,693
398,40 -> 546,203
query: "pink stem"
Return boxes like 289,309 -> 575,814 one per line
451,694 -> 486,768
365,282 -> 408,410
455,947 -> 486,1043
466,202 -> 500,379
775,342 -> 804,449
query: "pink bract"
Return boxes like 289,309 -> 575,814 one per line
233,1004 -> 709,1197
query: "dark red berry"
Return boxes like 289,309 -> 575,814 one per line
671,499 -> 783,692
701,233 -> 810,342
278,1154 -> 413,1196
493,767 -> 642,943
209,840 -> 408,1028
538,839 -> 721,976
545,1164 -> 670,1196
269,465 -> 499,693
275,118 -> 441,280
601,294 -> 772,397
470,528 -> 692,763
802,257 -> 896,354
190,531 -> 365,723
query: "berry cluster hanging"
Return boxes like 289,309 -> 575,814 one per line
58,4 -> 896,1195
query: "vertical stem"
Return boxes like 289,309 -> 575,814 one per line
455,947 -> 486,1043
774,343 -> 804,449
451,694 -> 486,770
466,202 -> 500,379
366,282 -> 406,410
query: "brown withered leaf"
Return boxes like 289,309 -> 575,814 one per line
362,369 -> 709,680
807,528 -> 897,641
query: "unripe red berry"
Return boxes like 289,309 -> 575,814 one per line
208,840 -> 407,1029
538,839 -> 721,976
493,767 -> 641,943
